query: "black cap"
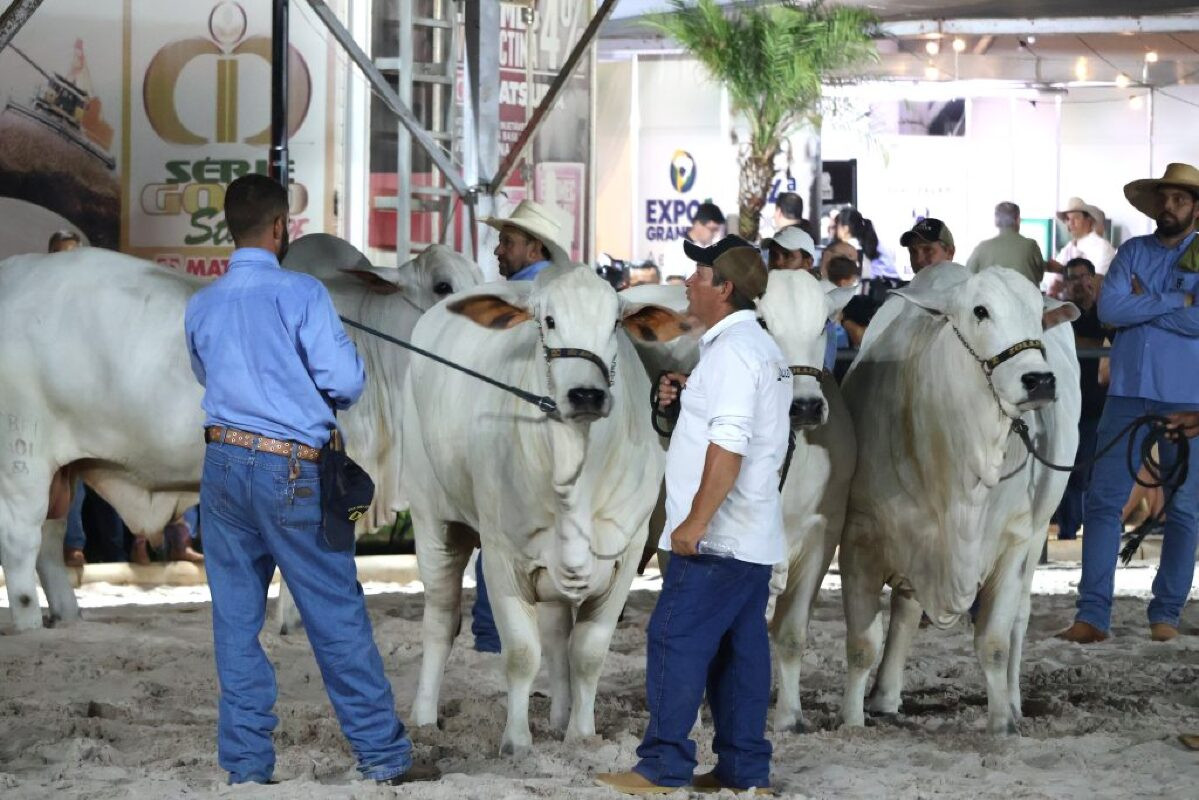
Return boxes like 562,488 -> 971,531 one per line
899,218 -> 955,249
683,233 -> 755,266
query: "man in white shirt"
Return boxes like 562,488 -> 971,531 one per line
1050,197 -> 1118,274
597,235 -> 791,796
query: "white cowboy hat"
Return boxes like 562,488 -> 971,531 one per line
1124,162 -> 1199,219
1056,197 -> 1106,227
482,200 -> 573,264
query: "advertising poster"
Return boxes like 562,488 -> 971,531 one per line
0,0 -> 334,275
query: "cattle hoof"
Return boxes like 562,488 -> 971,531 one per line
499,736 -> 531,757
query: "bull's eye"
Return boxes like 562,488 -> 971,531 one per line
973,305 -> 989,321
433,281 -> 452,296
545,315 -> 556,330
614,318 -> 621,329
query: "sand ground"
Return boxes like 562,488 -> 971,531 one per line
2,565 -> 1198,799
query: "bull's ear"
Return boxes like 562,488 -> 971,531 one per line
1043,298 -> 1081,330
622,304 -> 694,343
891,285 -> 947,316
825,285 -> 856,319
340,268 -> 403,295
448,294 -> 532,329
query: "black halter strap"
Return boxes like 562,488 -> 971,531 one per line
979,339 -> 1046,375
543,346 -> 616,387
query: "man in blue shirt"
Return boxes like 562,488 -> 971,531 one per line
185,175 -> 416,785
1057,163 -> 1199,644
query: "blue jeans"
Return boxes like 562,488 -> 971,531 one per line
472,552 -> 500,652
200,441 -> 412,783
634,555 -> 773,789
1056,415 -> 1101,540
1077,396 -> 1199,632
65,479 -> 86,549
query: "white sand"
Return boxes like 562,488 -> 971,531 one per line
2,564 -> 1198,799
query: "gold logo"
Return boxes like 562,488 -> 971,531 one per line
143,1 -> 312,145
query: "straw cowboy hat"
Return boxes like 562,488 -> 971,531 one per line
482,200 -> 573,264
1056,197 -> 1106,226
1124,162 -> 1199,219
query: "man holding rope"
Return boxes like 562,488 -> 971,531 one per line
1057,163 -> 1199,644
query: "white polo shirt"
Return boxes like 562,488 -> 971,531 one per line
660,310 -> 793,565
1056,231 -> 1117,274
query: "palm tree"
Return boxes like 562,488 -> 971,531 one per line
649,0 -> 877,241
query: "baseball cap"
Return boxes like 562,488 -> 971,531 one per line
762,225 -> 815,256
684,234 -> 769,300
899,218 -> 955,249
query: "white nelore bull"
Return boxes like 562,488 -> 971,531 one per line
838,263 -> 1080,735
623,271 -> 856,733
403,264 -> 692,754
0,238 -> 479,631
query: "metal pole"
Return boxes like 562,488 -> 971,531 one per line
490,0 -> 620,194
304,0 -> 468,197
270,0 -> 289,187
465,0 -> 500,276
0,0 -> 45,54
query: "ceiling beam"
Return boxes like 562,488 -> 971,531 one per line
881,15 -> 1199,37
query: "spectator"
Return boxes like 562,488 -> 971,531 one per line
663,201 -> 726,280
1053,257 -> 1109,541
1057,163 -> 1199,644
1050,197 -> 1117,275
772,191 -> 811,235
629,261 -> 662,287
486,200 -> 570,280
966,202 -> 1046,285
900,218 -> 957,274
762,226 -> 815,272
818,239 -> 858,276
835,207 -> 903,282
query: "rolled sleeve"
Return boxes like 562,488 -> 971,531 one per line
704,347 -> 760,453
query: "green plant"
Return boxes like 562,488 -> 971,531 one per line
648,0 -> 877,241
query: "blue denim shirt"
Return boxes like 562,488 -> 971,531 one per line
510,259 -> 551,281
185,247 -> 365,448
1098,231 -> 1199,404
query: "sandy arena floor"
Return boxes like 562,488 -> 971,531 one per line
1,565 -> 1198,799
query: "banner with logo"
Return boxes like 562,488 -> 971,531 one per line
125,0 -> 333,275
0,0 -> 333,272
636,134 -> 733,279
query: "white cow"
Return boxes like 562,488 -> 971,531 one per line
403,264 -> 692,754
0,239 -> 479,631
625,273 -> 856,733
838,263 -> 1080,735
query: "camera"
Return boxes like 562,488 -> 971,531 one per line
595,254 -> 630,290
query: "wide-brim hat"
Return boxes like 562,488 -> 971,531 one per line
1124,162 -> 1199,219
1056,196 -> 1106,226
684,234 -> 768,300
482,200 -> 573,264
762,225 -> 815,256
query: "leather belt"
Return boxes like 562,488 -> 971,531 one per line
205,426 -> 321,462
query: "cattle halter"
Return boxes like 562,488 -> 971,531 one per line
948,322 -> 1045,420
536,320 -> 618,392
788,365 -> 829,380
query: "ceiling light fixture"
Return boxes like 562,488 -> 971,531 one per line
1145,50 -> 1159,63
952,37 -> 966,53
1130,94 -> 1144,110
924,65 -> 939,80
1115,73 -> 1131,88
925,40 -> 940,56
1074,57 -> 1088,81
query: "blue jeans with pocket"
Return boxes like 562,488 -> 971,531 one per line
200,440 -> 412,783
634,554 -> 773,789
1077,396 -> 1199,633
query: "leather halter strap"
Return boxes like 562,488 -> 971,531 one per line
788,365 -> 829,380
543,346 -> 615,387
979,339 -> 1045,375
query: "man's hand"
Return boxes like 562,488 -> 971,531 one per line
1166,412 -> 1199,438
657,372 -> 688,412
669,517 -> 706,556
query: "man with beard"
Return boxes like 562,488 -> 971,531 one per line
186,175 -> 419,785
1057,163 -> 1199,644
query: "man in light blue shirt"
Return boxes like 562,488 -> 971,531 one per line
185,175 -> 416,785
1058,163 -> 1199,644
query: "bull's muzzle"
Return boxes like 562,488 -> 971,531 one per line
566,386 -> 608,419
1020,371 -> 1056,403
789,397 -> 825,427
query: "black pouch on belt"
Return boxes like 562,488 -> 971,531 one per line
319,428 -> 374,551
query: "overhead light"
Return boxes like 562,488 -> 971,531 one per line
924,65 -> 939,80
1115,73 -> 1131,88
1027,35 -> 1036,44
952,37 -> 967,53
1130,94 -> 1144,110
1145,50 -> 1159,63
925,40 -> 940,56
1074,57 -> 1088,81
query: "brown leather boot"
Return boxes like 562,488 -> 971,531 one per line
1054,620 -> 1109,643
63,546 -> 86,568
1150,622 -> 1179,642
165,522 -> 204,563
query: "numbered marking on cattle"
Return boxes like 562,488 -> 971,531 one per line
11,460 -> 29,474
